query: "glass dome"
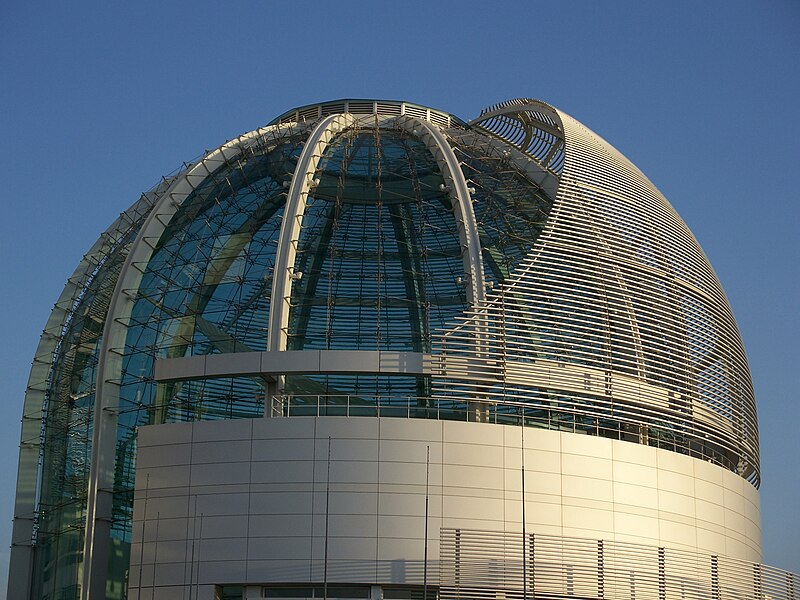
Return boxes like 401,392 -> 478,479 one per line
12,98 -> 759,600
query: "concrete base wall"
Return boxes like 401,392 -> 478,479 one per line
129,417 -> 761,599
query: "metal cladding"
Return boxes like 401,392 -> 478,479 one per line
11,98 -> 760,599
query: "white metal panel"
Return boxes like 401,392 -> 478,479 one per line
129,417 -> 766,599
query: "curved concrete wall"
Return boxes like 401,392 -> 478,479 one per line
130,417 -> 761,598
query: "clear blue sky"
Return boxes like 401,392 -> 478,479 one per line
1,0 -> 798,594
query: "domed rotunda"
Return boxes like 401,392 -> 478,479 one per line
11,98 -> 781,600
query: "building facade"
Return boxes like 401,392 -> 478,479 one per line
10,98 -> 793,600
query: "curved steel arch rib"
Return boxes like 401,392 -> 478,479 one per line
80,121 -> 293,600
394,115 -> 486,308
7,184 -> 161,600
268,113 -> 487,352
267,113 -> 359,354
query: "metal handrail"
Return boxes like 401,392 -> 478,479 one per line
268,393 -> 739,473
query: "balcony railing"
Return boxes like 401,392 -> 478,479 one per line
268,393 -> 738,474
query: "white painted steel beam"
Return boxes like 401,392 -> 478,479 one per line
393,116 -> 486,308
267,113 -> 358,354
